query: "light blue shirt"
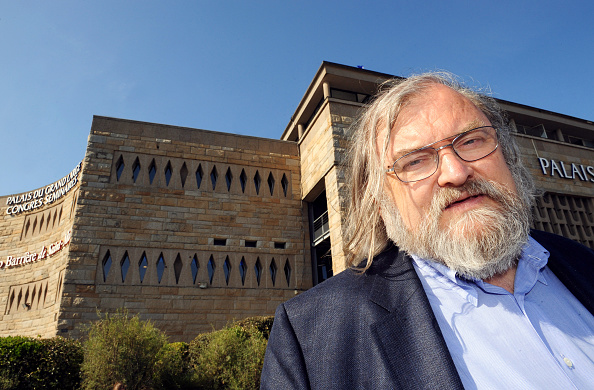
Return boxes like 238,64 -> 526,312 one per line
412,237 -> 594,389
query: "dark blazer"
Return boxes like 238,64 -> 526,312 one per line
261,231 -> 594,389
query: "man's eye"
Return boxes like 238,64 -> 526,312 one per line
400,154 -> 432,171
457,135 -> 485,149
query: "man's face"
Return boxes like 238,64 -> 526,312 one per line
382,84 -> 518,235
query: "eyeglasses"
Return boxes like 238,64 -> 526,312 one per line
386,126 -> 499,183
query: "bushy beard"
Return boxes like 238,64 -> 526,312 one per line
380,178 -> 532,280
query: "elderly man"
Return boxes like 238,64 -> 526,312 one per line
261,73 -> 594,389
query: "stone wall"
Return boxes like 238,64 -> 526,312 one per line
0,165 -> 82,338
59,117 -> 308,341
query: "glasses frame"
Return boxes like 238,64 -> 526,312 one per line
386,126 -> 499,183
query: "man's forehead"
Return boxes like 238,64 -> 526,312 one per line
386,85 -> 489,156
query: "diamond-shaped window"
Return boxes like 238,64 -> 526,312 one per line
148,159 -> 157,184
191,255 -> 199,284
210,167 -> 218,190
139,252 -> 148,283
225,168 -> 233,191
174,253 -> 183,285
254,171 -> 261,195
240,169 -> 247,193
270,258 -> 277,286
281,174 -> 289,197
196,164 -> 203,189
284,259 -> 292,287
120,252 -> 130,283
164,161 -> 173,186
239,257 -> 247,286
208,255 -> 216,284
156,253 -> 166,284
115,156 -> 125,181
102,251 -> 112,282
223,256 -> 231,285
180,162 -> 188,188
132,157 -> 141,183
255,258 -> 262,286
267,173 -> 275,196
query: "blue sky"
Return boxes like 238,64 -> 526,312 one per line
1,1 -> 592,196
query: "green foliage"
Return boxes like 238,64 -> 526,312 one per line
153,342 -> 197,390
80,310 -> 169,390
188,316 -> 273,390
0,314 -> 274,390
0,336 -> 83,390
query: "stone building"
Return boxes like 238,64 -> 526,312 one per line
1,62 -> 593,341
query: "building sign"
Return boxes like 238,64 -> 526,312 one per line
5,162 -> 82,215
0,230 -> 72,269
538,158 -> 594,183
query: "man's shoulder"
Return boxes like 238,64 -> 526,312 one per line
531,229 -> 594,259
283,244 -> 404,315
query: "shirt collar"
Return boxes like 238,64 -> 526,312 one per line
411,236 -> 551,303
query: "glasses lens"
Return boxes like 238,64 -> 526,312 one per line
394,148 -> 438,182
453,127 -> 498,161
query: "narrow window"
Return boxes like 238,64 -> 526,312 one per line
210,167 -> 218,190
120,252 -> 130,282
208,255 -> 216,284
132,157 -> 141,182
267,173 -> 275,196
191,255 -> 199,284
223,256 -> 231,285
254,171 -> 261,194
156,253 -> 166,284
240,169 -> 247,193
239,257 -> 247,286
174,253 -> 183,284
274,242 -> 286,249
148,159 -> 157,184
225,168 -> 233,191
138,252 -> 148,283
102,251 -> 112,282
284,259 -> 292,287
255,258 -> 262,286
281,174 -> 289,197
245,240 -> 257,248
270,258 -> 277,286
180,162 -> 188,188
115,155 -> 125,181
164,161 -> 173,186
196,164 -> 203,189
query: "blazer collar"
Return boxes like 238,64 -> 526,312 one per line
366,246 -> 464,390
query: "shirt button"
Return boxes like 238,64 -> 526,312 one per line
563,357 -> 574,369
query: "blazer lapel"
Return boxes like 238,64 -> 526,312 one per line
368,248 -> 464,390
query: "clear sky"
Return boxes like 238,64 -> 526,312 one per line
1,0 -> 592,196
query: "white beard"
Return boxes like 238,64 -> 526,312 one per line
380,179 -> 531,280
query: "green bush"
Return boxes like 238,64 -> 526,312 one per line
153,341 -> 197,390
0,336 -> 83,390
80,311 -> 169,390
188,316 -> 273,390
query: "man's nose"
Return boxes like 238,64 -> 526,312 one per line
435,149 -> 473,187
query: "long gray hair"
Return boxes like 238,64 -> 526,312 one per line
344,72 -> 535,269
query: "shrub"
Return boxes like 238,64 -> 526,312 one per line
188,316 -> 273,390
153,341 -> 197,390
80,311 -> 169,390
0,336 -> 83,390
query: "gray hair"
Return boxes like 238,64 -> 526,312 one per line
344,72 -> 535,269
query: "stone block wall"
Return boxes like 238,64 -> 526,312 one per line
0,165 -> 82,338
60,116 -> 308,341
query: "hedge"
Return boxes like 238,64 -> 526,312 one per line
0,314 -> 274,390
